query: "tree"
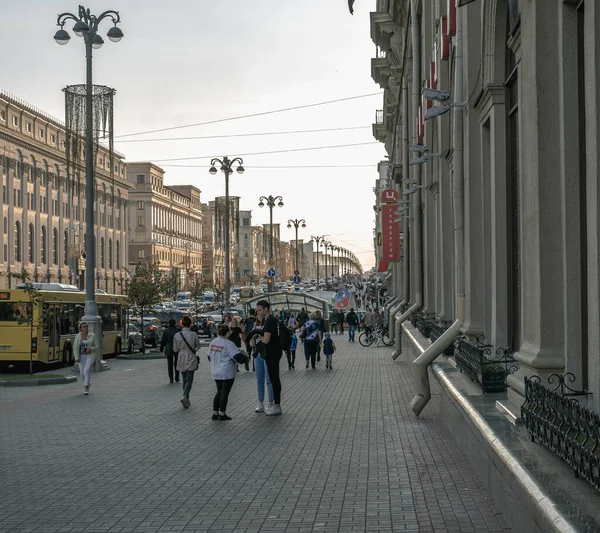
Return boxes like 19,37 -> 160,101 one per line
189,274 -> 204,316
126,262 -> 167,349
13,269 -> 43,375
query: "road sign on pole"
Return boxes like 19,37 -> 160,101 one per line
268,268 -> 276,277
268,259 -> 275,267
293,275 -> 301,283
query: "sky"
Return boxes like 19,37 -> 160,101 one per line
1,0 -> 387,270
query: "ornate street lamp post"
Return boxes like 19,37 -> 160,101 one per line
311,235 -> 327,289
287,218 -> 306,277
54,5 -> 123,361
259,195 -> 283,292
209,156 -> 244,310
322,240 -> 331,291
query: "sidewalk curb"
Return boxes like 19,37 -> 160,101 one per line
0,375 -> 78,387
116,353 -> 165,360
431,362 -> 578,533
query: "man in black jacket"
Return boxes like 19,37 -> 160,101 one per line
160,319 -> 181,383
345,308 -> 359,342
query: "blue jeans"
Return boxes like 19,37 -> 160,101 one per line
348,324 -> 356,341
255,356 -> 274,404
182,370 -> 194,397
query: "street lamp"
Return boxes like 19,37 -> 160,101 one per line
209,156 -> 244,310
287,218 -> 306,278
54,5 -> 123,355
322,240 -> 331,291
259,195 -> 283,292
311,235 -> 327,290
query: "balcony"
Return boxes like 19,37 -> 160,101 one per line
370,0 -> 395,51
371,46 -> 392,89
373,109 -> 386,143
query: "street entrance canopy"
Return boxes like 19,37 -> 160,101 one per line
243,291 -> 329,319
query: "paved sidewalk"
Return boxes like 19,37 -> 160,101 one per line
0,335 -> 511,533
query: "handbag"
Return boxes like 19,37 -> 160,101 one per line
178,332 -> 200,364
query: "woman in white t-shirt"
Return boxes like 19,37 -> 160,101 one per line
207,324 -> 248,421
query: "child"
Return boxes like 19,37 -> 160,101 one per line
287,329 -> 298,370
322,332 -> 336,370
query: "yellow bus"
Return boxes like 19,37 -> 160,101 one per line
239,286 -> 255,302
0,284 -> 127,370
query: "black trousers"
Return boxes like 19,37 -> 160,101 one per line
167,351 -> 179,382
213,378 -> 235,413
286,349 -> 296,367
338,322 -> 344,333
304,341 -> 319,368
265,354 -> 282,404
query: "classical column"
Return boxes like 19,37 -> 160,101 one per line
506,1 -> 565,406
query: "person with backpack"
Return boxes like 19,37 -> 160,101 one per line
323,332 -> 336,370
173,316 -> 202,409
251,300 -> 283,416
285,326 -> 298,370
346,308 -> 359,342
300,313 -> 322,369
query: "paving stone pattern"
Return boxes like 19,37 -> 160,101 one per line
0,335 -> 511,533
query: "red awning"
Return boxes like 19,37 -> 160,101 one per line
377,261 -> 389,273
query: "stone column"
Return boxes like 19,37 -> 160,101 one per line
506,1 -> 565,406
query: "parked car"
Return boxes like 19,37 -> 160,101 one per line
126,323 -> 145,353
195,314 -> 216,337
133,316 -> 164,347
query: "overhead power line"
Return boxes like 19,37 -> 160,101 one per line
114,125 -> 371,143
115,92 -> 383,139
160,164 -> 374,169
150,141 -> 380,163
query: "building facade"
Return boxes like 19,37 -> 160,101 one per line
0,91 -> 129,292
126,162 -> 202,293
373,0 -> 600,413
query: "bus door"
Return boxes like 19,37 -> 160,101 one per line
46,304 -> 61,362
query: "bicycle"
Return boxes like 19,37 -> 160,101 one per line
359,326 -> 393,347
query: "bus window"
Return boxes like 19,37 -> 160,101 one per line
0,302 -> 32,322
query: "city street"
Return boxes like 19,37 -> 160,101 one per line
0,338 -> 510,533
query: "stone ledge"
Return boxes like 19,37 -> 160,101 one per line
0,375 -> 78,387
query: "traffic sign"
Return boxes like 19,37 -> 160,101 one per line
268,259 -> 276,267
293,275 -> 301,283
268,268 -> 276,277
294,270 -> 300,276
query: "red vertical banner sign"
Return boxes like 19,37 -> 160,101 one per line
381,203 -> 400,262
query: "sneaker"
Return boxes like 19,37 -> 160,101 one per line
84,387 -> 89,395
306,361 -> 309,369
180,395 -> 189,409
255,402 -> 265,413
211,414 -> 219,421
218,414 -> 232,421
266,405 -> 283,416
325,363 -> 329,369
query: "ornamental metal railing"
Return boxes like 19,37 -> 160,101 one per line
454,335 -> 518,393
430,322 -> 455,356
521,374 -> 599,491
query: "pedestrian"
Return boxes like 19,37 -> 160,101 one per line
300,313 -> 322,369
323,332 -> 336,369
286,329 -> 298,370
208,323 -> 249,421
346,308 -> 359,342
337,310 -> 345,335
314,309 -> 326,362
160,318 -> 181,384
288,313 -> 297,329
173,315 -> 201,409
73,321 -> 99,395
228,317 -> 243,348
252,300 -> 283,415
243,309 -> 257,371
362,308 -> 375,336
249,315 -> 275,413
330,309 -> 339,335
297,307 -> 309,328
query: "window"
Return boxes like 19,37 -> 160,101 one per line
52,228 -> 58,265
116,240 -> 120,269
41,226 -> 47,264
0,110 -> 5,121
39,128 -> 45,139
26,122 -> 31,134
138,249 -> 145,259
136,174 -> 145,184
108,239 -> 113,269
137,216 -> 144,227
14,222 -> 21,262
137,201 -> 144,210
100,237 -> 105,268
28,223 -> 34,263
64,230 -> 69,266
50,133 -> 56,144
12,116 -> 18,127
3,217 -> 6,234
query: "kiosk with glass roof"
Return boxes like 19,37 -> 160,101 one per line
243,291 -> 329,320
